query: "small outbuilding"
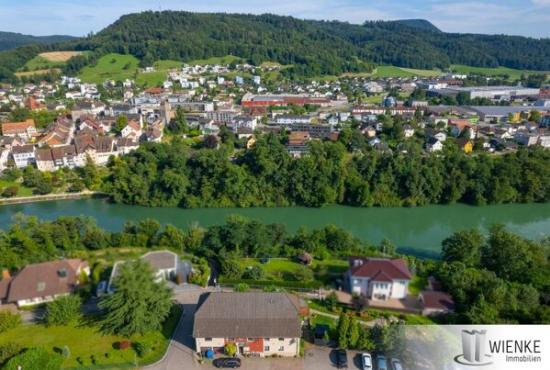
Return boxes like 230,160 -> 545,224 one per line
297,253 -> 313,266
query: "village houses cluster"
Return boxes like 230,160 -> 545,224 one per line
1,63 -> 550,173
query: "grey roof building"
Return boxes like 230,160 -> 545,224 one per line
193,292 -> 302,339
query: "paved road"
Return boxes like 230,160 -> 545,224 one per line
146,287 -> 209,369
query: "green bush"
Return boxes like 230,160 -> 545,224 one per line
44,295 -> 82,326
234,283 -> 250,292
0,342 -> 24,365
134,341 -> 152,358
0,311 -> 22,333
246,264 -> 265,280
4,348 -> 63,370
2,186 -> 18,198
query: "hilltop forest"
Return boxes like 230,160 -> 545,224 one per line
1,11 -> 550,82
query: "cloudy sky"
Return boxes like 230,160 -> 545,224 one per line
2,0 -> 550,38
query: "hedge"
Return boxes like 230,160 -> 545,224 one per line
218,277 -> 323,290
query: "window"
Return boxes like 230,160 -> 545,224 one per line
205,338 -> 212,342
37,282 -> 46,291
278,338 -> 284,341
278,346 -> 284,351
264,338 -> 270,341
247,338 -> 254,342
228,338 -> 234,342
264,346 -> 270,351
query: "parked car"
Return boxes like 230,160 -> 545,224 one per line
362,352 -> 373,370
377,355 -> 388,370
337,349 -> 348,369
391,358 -> 403,370
213,358 -> 242,368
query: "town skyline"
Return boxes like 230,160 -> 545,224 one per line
2,0 -> 550,38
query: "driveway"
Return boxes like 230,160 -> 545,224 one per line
146,286 -> 209,370
304,344 -> 365,370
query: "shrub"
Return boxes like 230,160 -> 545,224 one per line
292,265 -> 314,282
105,352 -> 111,358
0,311 -> 22,333
134,341 -> 152,358
91,354 -> 98,365
2,186 -> 18,198
246,265 -> 265,280
44,295 -> 82,326
4,348 -> 63,370
325,292 -> 339,311
225,343 -> 237,357
119,341 -> 131,350
234,283 -> 250,292
222,259 -> 244,279
0,342 -> 24,365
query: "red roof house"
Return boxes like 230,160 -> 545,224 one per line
348,257 -> 412,300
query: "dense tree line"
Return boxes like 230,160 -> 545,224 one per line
0,32 -> 74,52
2,12 -> 550,82
438,226 -> 550,324
103,134 -> 550,209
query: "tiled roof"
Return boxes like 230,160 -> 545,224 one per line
349,257 -> 411,281
420,291 -> 455,311
193,293 -> 302,339
6,259 -> 86,302
2,119 -> 35,134
141,251 -> 177,271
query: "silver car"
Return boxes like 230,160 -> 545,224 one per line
362,353 -> 372,370
391,358 -> 403,370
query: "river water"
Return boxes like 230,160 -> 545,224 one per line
1,199 -> 549,257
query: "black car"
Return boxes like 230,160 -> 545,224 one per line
337,349 -> 348,369
213,357 -> 242,368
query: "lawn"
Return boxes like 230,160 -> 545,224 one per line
239,257 -> 348,284
0,179 -> 34,197
0,305 -> 182,368
188,55 -> 242,65
153,60 -> 183,71
450,64 -> 550,80
79,53 -> 141,85
136,72 -> 166,88
408,276 -> 428,295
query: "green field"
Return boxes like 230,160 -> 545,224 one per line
187,55 -> 242,65
22,56 -> 65,71
450,64 -> 550,80
79,53 -> 140,85
0,306 -> 181,368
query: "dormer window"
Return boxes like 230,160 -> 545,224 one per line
37,282 -> 45,291
58,268 -> 68,278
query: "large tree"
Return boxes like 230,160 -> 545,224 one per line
441,229 -> 484,266
98,260 -> 174,337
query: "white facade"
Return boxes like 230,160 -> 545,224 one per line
426,140 -> 443,152
350,276 -> 409,301
195,337 -> 299,357
13,148 -> 35,168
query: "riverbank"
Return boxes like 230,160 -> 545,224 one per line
0,191 -> 107,205
0,199 -> 549,256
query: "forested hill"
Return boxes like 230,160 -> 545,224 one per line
1,11 -> 550,82
0,31 -> 74,51
389,19 -> 442,32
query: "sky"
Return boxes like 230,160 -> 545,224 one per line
2,0 -> 550,38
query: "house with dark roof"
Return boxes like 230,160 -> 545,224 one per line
348,256 -> 412,300
107,250 -> 178,294
419,291 -> 455,316
193,292 -> 302,358
0,259 -> 89,307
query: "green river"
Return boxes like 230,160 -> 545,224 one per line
1,199 -> 549,257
